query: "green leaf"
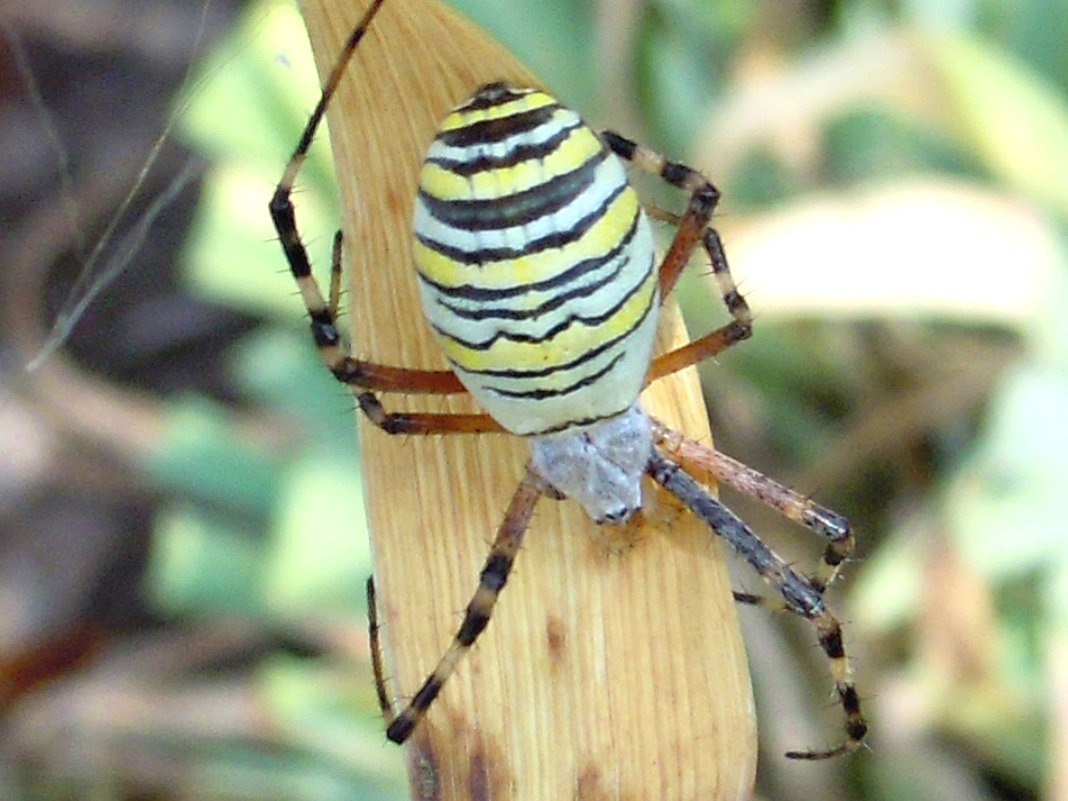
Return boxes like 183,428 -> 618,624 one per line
180,0 -> 340,318
147,395 -> 281,514
263,456 -> 369,615
947,362 -> 1068,579
146,504 -> 265,616
926,30 -> 1068,214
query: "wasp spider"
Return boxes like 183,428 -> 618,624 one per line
269,0 -> 866,760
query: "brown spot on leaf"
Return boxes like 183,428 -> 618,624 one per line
546,615 -> 567,666
468,738 -> 510,801
576,764 -> 611,801
408,731 -> 440,801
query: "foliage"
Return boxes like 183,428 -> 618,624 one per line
43,0 -> 1065,798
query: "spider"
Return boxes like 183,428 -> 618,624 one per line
269,0 -> 866,760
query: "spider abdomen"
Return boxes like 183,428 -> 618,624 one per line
414,83 -> 660,436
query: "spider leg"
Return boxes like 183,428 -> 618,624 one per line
651,420 -> 853,593
328,230 -> 502,434
366,577 -> 393,720
273,173 -> 463,395
268,0 -> 485,433
356,393 -> 502,435
330,235 -> 498,434
269,1 -> 396,388
327,229 -> 343,322
601,133 -> 753,382
647,450 -> 867,760
323,230 -> 467,395
378,467 -> 548,744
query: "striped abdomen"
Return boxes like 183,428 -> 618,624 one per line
414,83 -> 659,436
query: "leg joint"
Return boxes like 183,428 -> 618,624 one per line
600,129 -> 636,160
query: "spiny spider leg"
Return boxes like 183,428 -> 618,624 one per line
355,393 -> 501,436
646,449 -> 866,760
650,420 -> 854,594
269,0 -> 488,436
327,230 -> 343,321
600,132 -> 753,383
325,233 -> 465,397
374,467 -> 549,744
367,577 -> 393,720
352,386 -> 499,435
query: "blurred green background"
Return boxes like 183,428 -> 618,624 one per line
1,0 -> 1065,799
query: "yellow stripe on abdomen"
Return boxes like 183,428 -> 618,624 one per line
413,83 -> 660,436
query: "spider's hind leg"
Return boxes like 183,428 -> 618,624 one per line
267,0 -> 500,436
599,132 -> 753,383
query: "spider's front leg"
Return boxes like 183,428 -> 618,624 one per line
647,449 -> 867,760
368,467 -> 549,743
650,420 -> 854,593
